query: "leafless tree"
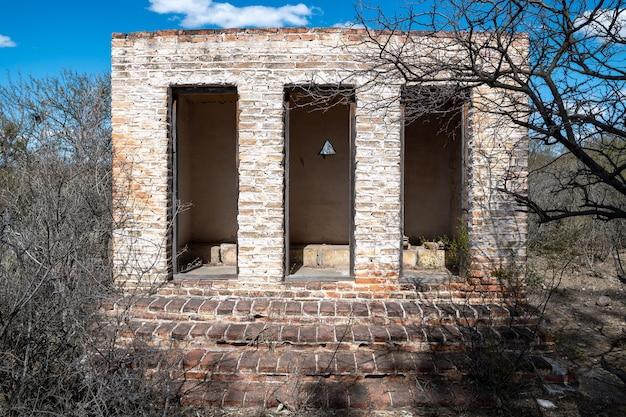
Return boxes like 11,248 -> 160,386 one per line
0,72 -> 186,416
353,1 -> 626,386
355,0 -> 626,222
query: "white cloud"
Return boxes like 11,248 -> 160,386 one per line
0,34 -> 16,47
332,21 -> 365,29
148,0 -> 314,28
578,7 -> 626,39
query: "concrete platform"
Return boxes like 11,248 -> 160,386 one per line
175,264 -> 450,283
177,244 -> 451,282
285,265 -> 352,282
174,265 -> 237,280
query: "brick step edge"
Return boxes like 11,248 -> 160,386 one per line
106,319 -> 552,353
178,378 -> 484,409
145,278 -> 523,303
164,367 -> 570,410
102,295 -> 540,326
170,349 -> 563,380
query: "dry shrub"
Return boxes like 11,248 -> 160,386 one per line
0,72 -> 186,416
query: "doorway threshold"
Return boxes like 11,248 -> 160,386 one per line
174,265 -> 237,281
285,266 -> 352,282
402,268 -> 453,283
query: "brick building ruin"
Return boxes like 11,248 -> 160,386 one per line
111,28 -> 527,294
106,28 -> 551,410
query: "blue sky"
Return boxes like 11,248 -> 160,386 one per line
0,0 -> 405,85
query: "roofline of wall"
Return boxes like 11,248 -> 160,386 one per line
111,27 -> 528,42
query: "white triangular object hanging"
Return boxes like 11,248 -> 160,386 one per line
319,140 -> 336,156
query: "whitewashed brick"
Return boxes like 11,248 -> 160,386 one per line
111,28 -> 527,286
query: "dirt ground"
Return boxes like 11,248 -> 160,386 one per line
522,254 -> 626,417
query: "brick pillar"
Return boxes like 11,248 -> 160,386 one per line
236,85 -> 286,283
353,86 -> 403,284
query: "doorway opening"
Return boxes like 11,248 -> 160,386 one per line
171,87 -> 238,279
402,89 -> 465,277
284,87 -> 355,281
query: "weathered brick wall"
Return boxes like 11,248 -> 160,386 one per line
111,28 -> 527,291
466,85 -> 529,282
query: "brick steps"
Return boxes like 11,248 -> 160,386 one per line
179,348 -> 466,379
173,348 -> 561,409
116,320 -> 548,352
179,377 -> 477,409
177,351 -> 482,409
161,346 -> 562,409
106,295 -> 530,325
101,294 -> 561,410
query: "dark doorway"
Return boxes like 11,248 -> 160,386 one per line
284,87 -> 355,280
172,87 -> 238,277
403,92 -> 465,274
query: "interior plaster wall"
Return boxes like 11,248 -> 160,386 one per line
288,99 -> 351,245
404,114 -> 463,244
176,93 -> 238,249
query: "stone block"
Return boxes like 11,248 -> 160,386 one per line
220,243 -> 237,266
210,245 -> 221,263
417,246 -> 446,268
403,248 -> 418,267
302,244 -> 320,267
320,245 -> 350,267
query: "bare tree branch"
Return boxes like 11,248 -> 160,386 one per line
355,0 -> 626,221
